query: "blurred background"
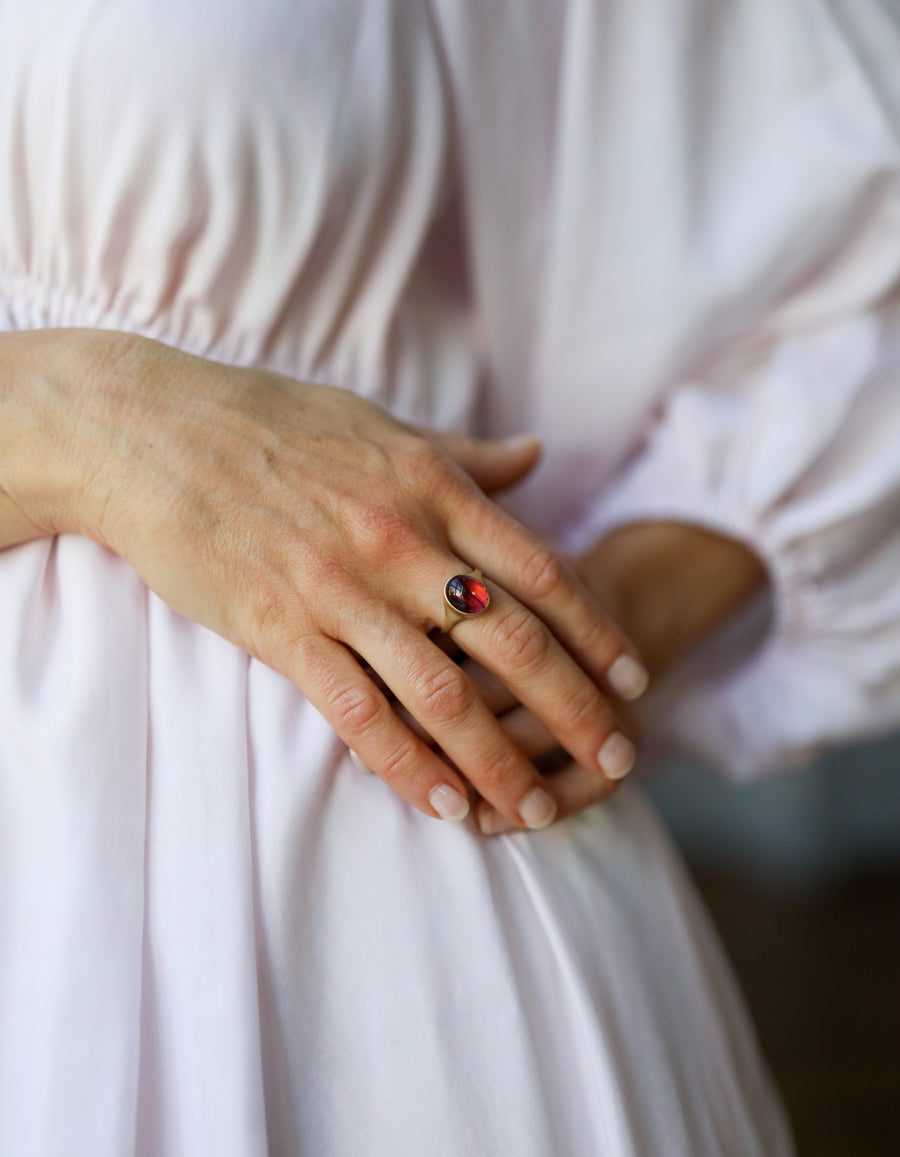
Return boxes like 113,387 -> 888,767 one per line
647,736 -> 900,1156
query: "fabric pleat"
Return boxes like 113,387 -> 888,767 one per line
4,0 -> 900,1152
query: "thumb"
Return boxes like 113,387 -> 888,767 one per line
424,431 -> 543,494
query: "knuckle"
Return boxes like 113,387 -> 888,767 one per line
415,664 -> 475,723
578,609 -> 615,654
329,681 -> 382,738
346,498 -> 418,561
400,438 -> 446,480
472,746 -> 525,795
574,604 -> 621,666
491,606 -> 552,671
518,545 -> 566,601
396,439 -> 465,507
557,686 -> 604,736
377,739 -> 422,787
248,595 -> 307,666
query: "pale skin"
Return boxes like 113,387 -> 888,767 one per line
453,522 -> 767,832
0,329 -> 765,834
0,327 -> 660,832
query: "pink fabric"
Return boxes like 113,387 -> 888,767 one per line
568,309 -> 900,777
2,0 -> 899,1152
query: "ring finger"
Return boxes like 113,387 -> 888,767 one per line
435,576 -> 637,785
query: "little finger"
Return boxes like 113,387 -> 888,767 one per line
478,760 -> 622,835
294,635 -> 473,824
350,620 -> 559,832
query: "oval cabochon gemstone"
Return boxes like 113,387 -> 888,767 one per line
445,575 -> 490,615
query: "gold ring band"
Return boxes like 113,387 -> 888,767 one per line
441,569 -> 490,633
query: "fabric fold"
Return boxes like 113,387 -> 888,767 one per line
566,301 -> 900,778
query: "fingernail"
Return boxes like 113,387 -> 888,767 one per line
518,786 -> 557,830
598,731 -> 637,780
501,433 -> 542,450
478,807 -> 516,836
348,749 -> 372,774
429,783 -> 470,823
607,654 -> 649,701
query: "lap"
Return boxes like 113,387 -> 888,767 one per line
0,537 -> 792,1156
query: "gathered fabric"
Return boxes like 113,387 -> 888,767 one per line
2,0 -> 900,1152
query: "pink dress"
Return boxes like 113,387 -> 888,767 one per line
1,1 -> 899,1153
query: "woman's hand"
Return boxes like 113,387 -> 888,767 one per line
432,646 -> 639,833
404,522 -> 766,834
0,329 -> 647,831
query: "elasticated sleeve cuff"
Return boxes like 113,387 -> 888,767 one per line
563,309 -> 900,780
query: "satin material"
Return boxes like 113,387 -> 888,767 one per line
3,0 -> 899,1152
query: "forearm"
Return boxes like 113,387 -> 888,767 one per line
579,521 -> 767,679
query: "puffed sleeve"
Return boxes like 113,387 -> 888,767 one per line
565,301 -> 900,781
430,0 -> 900,778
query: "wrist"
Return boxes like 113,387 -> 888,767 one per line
579,520 -> 767,678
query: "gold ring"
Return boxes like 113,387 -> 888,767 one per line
442,570 -> 490,633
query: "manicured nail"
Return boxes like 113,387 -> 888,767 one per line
429,784 -> 470,823
518,786 -> 557,830
348,749 -> 372,774
598,732 -> 637,780
607,654 -> 649,701
501,433 -> 542,450
478,808 -> 516,836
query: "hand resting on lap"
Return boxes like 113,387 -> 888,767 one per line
0,328 -> 648,832
391,522 -> 766,833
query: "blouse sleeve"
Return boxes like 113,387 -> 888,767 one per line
565,299 -> 900,781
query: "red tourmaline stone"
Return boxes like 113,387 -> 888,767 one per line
445,575 -> 490,615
